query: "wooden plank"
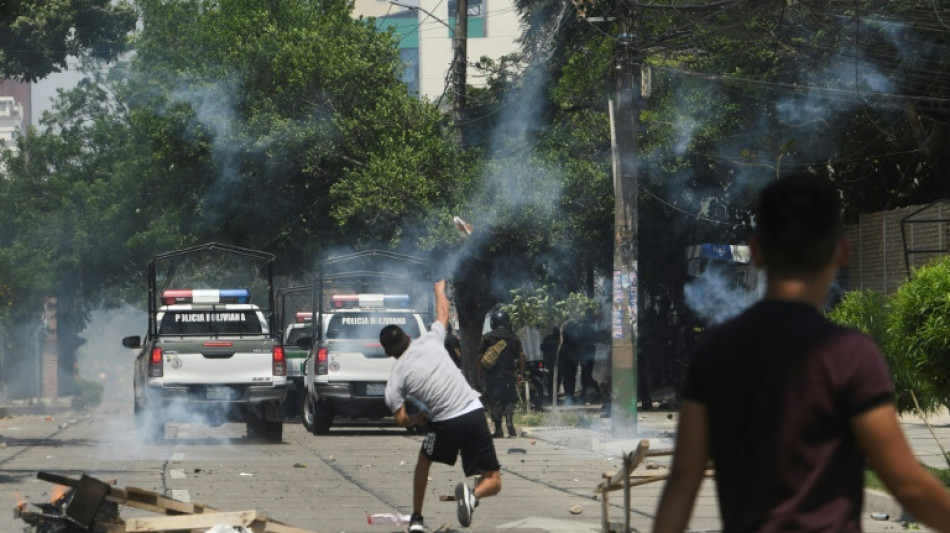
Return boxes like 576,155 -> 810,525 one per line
123,486 -> 220,515
594,440 -> 650,492
37,472 -> 220,516
95,522 -> 127,533
37,472 -> 318,533
125,510 -> 260,532
598,470 -> 714,493
622,452 -> 631,533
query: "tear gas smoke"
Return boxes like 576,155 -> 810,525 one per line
683,264 -> 761,326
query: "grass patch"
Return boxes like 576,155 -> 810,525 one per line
866,461 -> 950,492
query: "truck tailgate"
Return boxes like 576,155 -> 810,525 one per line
158,338 -> 278,385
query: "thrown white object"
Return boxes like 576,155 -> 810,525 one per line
453,216 -> 473,237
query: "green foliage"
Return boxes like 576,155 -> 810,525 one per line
887,257 -> 950,413
0,0 -> 136,82
828,289 -> 925,414
502,285 -> 598,331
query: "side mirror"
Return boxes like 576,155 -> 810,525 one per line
122,336 -> 142,350
297,336 -> 313,350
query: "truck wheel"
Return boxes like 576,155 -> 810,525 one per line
283,388 -> 302,420
302,391 -> 333,435
247,417 -> 283,442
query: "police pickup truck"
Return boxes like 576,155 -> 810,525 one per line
121,243 -> 286,442
301,293 -> 426,434
281,312 -> 312,416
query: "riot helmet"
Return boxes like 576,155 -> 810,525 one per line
490,309 -> 511,329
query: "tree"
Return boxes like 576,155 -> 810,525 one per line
501,285 -> 598,408
0,0 -> 466,397
128,0 -> 466,268
0,0 -> 136,82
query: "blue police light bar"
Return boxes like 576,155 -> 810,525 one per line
218,289 -> 251,303
383,294 -> 411,308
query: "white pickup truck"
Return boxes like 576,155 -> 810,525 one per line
123,288 -> 287,442
121,243 -> 287,443
301,293 -> 426,434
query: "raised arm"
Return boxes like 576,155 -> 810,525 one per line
434,280 -> 449,328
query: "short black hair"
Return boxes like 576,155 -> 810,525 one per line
755,173 -> 842,277
380,325 -> 410,357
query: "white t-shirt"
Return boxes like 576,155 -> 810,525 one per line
385,321 -> 482,422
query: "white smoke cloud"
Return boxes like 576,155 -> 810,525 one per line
683,263 -> 759,325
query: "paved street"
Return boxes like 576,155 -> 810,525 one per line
0,400 -> 945,532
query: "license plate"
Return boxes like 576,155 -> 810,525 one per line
365,383 -> 385,396
206,387 -> 233,400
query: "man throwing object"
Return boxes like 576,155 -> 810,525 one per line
381,280 -> 501,532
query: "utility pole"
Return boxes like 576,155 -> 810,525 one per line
452,0 -> 468,132
609,11 -> 639,437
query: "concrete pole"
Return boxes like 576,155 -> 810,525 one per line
452,0 -> 468,135
609,21 -> 640,437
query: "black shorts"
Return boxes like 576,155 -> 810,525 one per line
421,407 -> 500,476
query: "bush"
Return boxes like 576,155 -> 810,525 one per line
72,379 -> 104,410
887,256 -> 950,413
828,288 -> 922,413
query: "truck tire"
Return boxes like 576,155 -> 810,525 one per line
244,405 -> 284,442
247,417 -> 283,442
302,391 -> 333,435
283,387 -> 302,420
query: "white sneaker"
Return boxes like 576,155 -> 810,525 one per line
455,483 -> 476,527
408,512 -> 426,532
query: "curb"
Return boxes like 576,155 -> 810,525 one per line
0,397 -> 77,417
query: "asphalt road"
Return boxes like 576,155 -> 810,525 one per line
1,400 -> 935,533
1,402 -> 629,533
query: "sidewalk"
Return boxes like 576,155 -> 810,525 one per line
521,405 -> 946,531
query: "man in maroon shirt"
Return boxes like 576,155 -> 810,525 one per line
654,174 -> 950,532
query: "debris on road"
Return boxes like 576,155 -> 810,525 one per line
14,471 -> 318,533
366,512 -> 410,525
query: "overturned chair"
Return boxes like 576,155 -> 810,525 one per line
593,439 -> 713,533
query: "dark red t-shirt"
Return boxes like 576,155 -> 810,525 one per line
682,300 -> 894,532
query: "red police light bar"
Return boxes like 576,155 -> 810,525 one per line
296,312 -> 313,322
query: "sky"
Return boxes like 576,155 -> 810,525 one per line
31,64 -> 84,126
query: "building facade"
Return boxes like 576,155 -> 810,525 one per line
353,0 -> 522,101
0,80 -> 29,154
0,97 -> 25,154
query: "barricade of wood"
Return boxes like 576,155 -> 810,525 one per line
593,439 -> 712,533
15,471 -> 317,533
